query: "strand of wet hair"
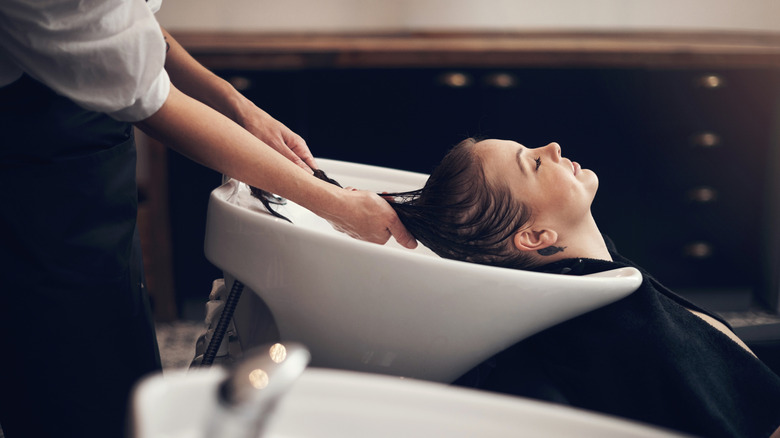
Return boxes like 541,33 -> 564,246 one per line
249,169 -> 343,223
249,169 -> 426,238
249,169 -> 431,254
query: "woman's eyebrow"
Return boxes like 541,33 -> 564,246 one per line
516,147 -> 527,175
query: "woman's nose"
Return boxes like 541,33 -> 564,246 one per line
544,142 -> 561,161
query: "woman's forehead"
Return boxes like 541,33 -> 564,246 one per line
474,139 -> 522,153
472,140 -> 524,187
473,140 -> 522,162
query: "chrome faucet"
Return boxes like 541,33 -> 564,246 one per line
206,343 -> 310,438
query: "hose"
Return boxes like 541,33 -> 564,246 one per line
202,278 -> 245,366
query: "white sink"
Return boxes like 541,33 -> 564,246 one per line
131,366 -> 685,438
204,158 -> 642,382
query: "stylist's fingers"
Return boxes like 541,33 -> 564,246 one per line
366,192 -> 417,248
263,128 -> 315,173
325,190 -> 416,248
375,191 -> 415,248
282,129 -> 318,171
239,104 -> 317,173
387,214 -> 418,249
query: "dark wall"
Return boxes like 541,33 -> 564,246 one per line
168,67 -> 780,312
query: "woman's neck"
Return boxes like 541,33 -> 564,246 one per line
540,214 -> 612,263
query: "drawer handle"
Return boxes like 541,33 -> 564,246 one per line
484,72 -> 517,89
687,186 -> 719,203
229,76 -> 252,91
683,242 -> 714,259
439,72 -> 472,88
697,74 -> 725,89
691,132 -> 721,148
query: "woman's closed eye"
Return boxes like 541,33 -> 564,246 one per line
534,157 -> 542,170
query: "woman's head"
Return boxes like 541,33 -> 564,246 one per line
388,138 -> 598,269
475,139 -> 598,237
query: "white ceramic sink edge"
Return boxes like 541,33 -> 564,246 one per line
132,367 -> 687,438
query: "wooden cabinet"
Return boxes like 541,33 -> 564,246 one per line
604,69 -> 779,295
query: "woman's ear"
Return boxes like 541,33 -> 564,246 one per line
513,228 -> 559,252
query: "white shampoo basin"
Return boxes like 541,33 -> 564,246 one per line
204,159 -> 642,382
132,366 -> 683,438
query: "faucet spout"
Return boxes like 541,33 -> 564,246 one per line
206,343 -> 310,438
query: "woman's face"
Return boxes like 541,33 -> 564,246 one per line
475,139 -> 598,229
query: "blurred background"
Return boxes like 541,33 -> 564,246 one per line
137,0 -> 780,325
155,0 -> 780,33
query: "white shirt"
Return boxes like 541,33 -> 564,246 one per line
0,0 -> 170,122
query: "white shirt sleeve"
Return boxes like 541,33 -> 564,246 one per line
0,0 -> 170,122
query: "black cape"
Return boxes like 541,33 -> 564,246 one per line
454,239 -> 780,438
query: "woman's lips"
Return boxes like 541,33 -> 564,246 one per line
572,161 -> 581,175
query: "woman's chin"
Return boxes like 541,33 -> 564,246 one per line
584,171 -> 600,200
581,168 -> 598,187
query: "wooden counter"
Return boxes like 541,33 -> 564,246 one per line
171,31 -> 780,70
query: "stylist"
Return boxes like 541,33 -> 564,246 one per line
0,0 -> 416,437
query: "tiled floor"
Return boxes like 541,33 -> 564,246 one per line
155,320 -> 203,372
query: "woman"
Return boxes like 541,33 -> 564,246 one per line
0,1 -> 414,437
387,138 -> 780,438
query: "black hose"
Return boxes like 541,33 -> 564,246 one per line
202,279 -> 245,366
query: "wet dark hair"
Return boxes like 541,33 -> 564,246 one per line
249,169 -> 340,223
251,139 -> 535,269
385,138 -> 536,269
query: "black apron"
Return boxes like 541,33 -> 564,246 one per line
0,75 -> 161,438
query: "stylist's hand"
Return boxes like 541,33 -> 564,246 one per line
158,27 -> 316,172
325,189 -> 417,249
236,99 -> 317,173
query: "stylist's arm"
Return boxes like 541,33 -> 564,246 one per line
135,84 -> 418,249
139,27 -> 415,248
157,27 -> 317,173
